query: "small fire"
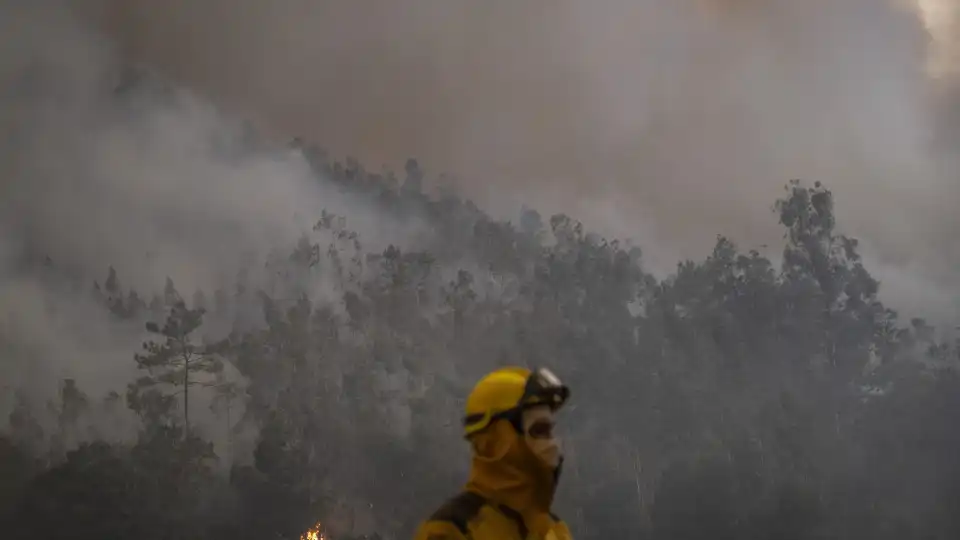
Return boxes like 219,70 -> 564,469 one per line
300,521 -> 328,540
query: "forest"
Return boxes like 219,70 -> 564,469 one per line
1,2 -> 960,531
2,120 -> 959,539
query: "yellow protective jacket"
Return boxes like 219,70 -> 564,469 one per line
413,421 -> 573,540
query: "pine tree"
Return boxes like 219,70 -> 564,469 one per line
130,285 -> 224,439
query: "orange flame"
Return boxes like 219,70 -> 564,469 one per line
300,521 -> 328,540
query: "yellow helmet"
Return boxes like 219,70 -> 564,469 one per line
462,366 -> 570,438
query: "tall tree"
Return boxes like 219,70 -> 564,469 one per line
131,289 -> 225,439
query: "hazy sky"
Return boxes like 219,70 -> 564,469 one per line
49,0 -> 960,319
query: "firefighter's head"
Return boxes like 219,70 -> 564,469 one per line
462,366 -> 569,469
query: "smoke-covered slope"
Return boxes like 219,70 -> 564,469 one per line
1,2 -> 959,540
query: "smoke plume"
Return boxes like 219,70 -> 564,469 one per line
0,0 -> 425,427
2,0 -> 960,415
72,0 -> 960,321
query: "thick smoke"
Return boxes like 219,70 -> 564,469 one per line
3,0 -> 959,408
73,0 -> 960,322
917,0 -> 960,78
0,0 -> 428,429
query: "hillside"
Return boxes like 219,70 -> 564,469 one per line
2,3 -> 960,540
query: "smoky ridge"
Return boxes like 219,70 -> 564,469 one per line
0,1 -> 959,540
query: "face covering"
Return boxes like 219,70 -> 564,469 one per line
521,405 -> 561,469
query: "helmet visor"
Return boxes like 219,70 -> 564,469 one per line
520,367 -> 569,410
462,367 -> 570,437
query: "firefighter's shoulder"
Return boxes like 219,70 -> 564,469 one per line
417,491 -> 487,538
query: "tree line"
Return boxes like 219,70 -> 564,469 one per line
1,147 -> 958,539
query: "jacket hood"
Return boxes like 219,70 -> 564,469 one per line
464,419 -> 561,536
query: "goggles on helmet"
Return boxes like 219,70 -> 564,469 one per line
519,367 -> 569,410
463,367 -> 570,437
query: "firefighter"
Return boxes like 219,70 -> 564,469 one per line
413,367 -> 573,540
